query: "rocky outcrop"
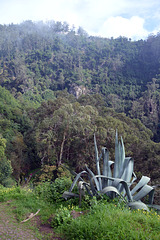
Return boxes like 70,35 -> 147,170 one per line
69,85 -> 88,99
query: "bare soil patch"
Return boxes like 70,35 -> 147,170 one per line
0,202 -> 63,240
0,202 -> 39,239
31,216 -> 63,240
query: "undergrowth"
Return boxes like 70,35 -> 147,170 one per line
57,202 -> 160,240
0,179 -> 160,240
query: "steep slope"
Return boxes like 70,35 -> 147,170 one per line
0,21 -> 159,203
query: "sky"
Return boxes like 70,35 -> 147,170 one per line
0,0 -> 160,40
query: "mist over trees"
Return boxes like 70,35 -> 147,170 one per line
0,21 -> 160,202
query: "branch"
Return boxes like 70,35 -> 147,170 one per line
21,209 -> 40,223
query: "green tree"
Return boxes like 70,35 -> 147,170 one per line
0,137 -> 12,186
35,100 -> 98,168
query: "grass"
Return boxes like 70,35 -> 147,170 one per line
0,201 -> 43,240
0,185 -> 55,222
57,202 -> 160,240
0,183 -> 160,240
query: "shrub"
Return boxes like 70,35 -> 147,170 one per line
52,205 -> 73,227
35,165 -> 72,183
34,177 -> 72,203
0,137 -> 13,186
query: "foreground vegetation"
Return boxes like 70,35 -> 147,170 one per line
0,178 -> 160,240
59,202 -> 160,240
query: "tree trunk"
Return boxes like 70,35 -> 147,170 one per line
58,130 -> 66,167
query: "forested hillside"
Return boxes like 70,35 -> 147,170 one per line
0,21 -> 160,202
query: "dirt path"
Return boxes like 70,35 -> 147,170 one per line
0,202 -> 63,240
0,202 -> 40,240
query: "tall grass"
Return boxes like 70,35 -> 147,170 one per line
58,202 -> 160,240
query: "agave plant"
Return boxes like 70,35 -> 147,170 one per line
63,130 -> 159,211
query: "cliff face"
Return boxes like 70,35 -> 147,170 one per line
69,85 -> 88,99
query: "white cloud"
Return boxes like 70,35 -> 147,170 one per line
97,16 -> 149,40
0,0 -> 160,39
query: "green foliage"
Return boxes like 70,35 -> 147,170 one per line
33,99 -> 98,167
0,136 -> 6,158
0,186 -> 25,202
0,183 -> 159,239
30,96 -> 160,204
58,202 -> 160,240
1,22 -> 160,124
0,158 -> 13,186
0,20 -> 160,201
34,177 -> 72,203
80,195 -> 98,210
52,205 -> 73,227
0,185 -> 54,222
0,136 -> 13,186
36,165 -> 72,182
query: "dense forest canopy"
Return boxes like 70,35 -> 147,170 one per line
0,20 -> 160,202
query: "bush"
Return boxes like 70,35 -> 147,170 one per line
1,177 -> 16,187
0,137 -> 13,186
52,205 -> 73,227
34,177 -> 72,203
0,186 -> 27,202
36,165 -> 72,183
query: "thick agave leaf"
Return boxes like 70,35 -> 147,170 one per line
69,171 -> 87,192
101,186 -> 120,196
148,186 -> 155,205
80,181 -> 94,197
62,191 -> 79,200
133,185 -> 155,204
91,175 -> 133,201
113,129 -> 119,178
85,164 -> 100,191
113,179 -> 133,202
131,176 -> 150,195
114,136 -> 125,179
102,147 -> 114,188
113,133 -> 125,177
118,141 -> 122,173
92,174 -> 117,198
120,157 -> 134,181
102,147 -> 108,177
68,168 -> 99,197
148,204 -> 160,211
102,147 -> 109,188
120,136 -> 125,167
128,201 -> 149,211
107,161 -> 114,184
118,157 -> 134,194
87,174 -> 98,196
94,134 -> 102,190
128,171 -> 137,188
